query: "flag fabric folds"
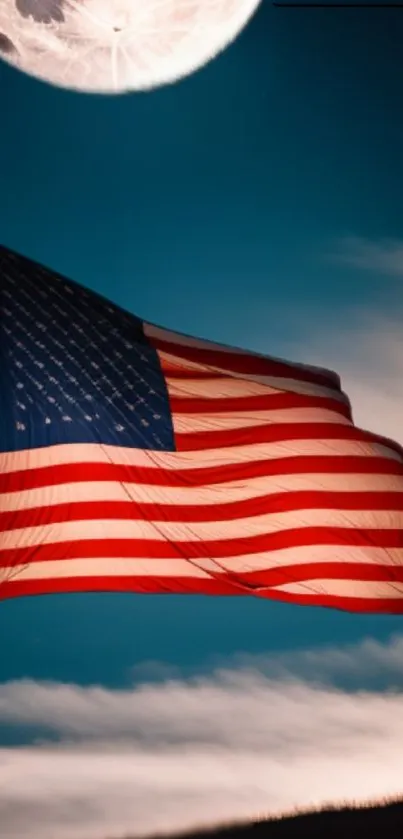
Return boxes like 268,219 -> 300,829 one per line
1,244 -> 403,612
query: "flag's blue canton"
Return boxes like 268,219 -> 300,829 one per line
0,248 -> 175,453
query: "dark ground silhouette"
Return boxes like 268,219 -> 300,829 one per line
137,798 -> 403,839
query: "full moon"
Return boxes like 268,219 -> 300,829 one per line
0,0 -> 262,93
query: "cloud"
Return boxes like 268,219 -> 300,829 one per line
3,637 -> 403,838
279,305 -> 403,447
225,633 -> 403,690
332,236 -> 403,276
248,238 -> 403,446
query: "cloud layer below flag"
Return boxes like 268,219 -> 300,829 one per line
3,635 -> 403,839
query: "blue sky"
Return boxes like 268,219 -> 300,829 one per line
1,2 -> 403,837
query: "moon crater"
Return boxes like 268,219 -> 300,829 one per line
15,0 -> 65,24
0,0 -> 261,93
0,30 -> 16,52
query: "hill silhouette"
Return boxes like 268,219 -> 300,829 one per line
135,798 -> 403,839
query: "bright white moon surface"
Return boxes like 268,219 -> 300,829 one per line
0,0 -> 262,93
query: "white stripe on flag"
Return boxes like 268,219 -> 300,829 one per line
165,375 -> 283,399
2,508 -> 403,550
2,547 -> 402,584
1,472 -> 403,512
166,362 -> 346,401
157,353 -> 345,402
1,558 -> 212,581
172,408 -> 350,434
0,438 -> 399,474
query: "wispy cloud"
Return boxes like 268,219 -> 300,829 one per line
280,306 -> 403,447
2,637 -> 403,839
332,236 -> 403,276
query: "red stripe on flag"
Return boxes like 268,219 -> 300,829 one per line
0,575 -> 241,601
2,573 -> 403,614
175,422 -> 403,453
1,526 -> 403,569
2,490 -> 403,532
169,392 -> 352,419
1,455 -> 402,494
152,336 -> 341,390
233,562 -> 403,587
255,589 -> 403,614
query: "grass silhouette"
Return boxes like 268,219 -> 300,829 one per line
123,797 -> 403,839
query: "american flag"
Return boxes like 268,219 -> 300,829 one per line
1,245 -> 403,613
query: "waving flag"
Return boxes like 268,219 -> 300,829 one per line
1,245 -> 403,612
